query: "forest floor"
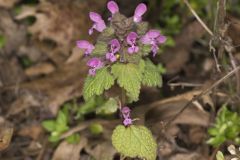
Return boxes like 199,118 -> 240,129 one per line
0,0 -> 240,160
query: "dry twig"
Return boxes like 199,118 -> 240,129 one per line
165,65 -> 240,129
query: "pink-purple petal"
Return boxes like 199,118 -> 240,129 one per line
123,118 -> 132,126
133,3 -> 147,22
95,21 -> 106,32
89,68 -> 96,76
157,35 -> 167,43
109,39 -> 120,53
106,52 -> 117,62
122,106 -> 131,114
128,46 -> 139,54
127,32 -> 138,45
140,35 -> 151,44
107,1 -> 119,14
89,12 -> 106,34
76,40 -> 91,49
87,58 -> 103,68
128,47 -> 134,54
76,40 -> 95,55
89,12 -> 103,22
147,30 -> 161,38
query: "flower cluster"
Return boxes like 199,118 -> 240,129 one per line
121,106 -> 132,126
76,1 -> 166,76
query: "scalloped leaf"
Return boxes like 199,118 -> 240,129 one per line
83,67 -> 115,100
111,63 -> 143,102
112,125 -> 157,160
96,97 -> 118,115
142,59 -> 162,87
139,44 -> 152,56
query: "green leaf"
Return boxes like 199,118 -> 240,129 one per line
124,52 -> 142,64
55,124 -> 69,133
83,67 -> 115,100
96,98 -> 118,115
66,134 -> 80,144
56,110 -> 68,125
89,123 -> 103,135
78,97 -> 97,115
112,125 -> 157,160
157,63 -> 167,74
139,44 -> 152,56
91,41 -> 108,56
111,63 -> 143,102
142,60 -> 162,87
207,136 -> 225,147
208,128 -> 218,136
42,120 -> 56,132
0,35 -> 6,48
216,151 -> 225,160
49,134 -> 61,143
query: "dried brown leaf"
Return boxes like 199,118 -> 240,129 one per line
0,0 -> 19,8
52,138 -> 87,160
16,0 -> 107,53
25,62 -> 56,77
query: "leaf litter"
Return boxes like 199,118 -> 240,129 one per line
0,0 -> 240,160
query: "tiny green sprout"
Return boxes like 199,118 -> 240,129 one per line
75,96 -> 118,119
208,105 -> 240,147
89,123 -> 103,135
42,109 -> 69,143
66,134 -> 80,144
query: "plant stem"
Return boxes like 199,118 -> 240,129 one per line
120,154 -> 125,160
121,88 -> 126,107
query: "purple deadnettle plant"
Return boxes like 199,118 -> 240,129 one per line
77,1 -> 166,159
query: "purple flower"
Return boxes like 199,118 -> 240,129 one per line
76,40 -> 95,56
141,29 -> 166,56
106,39 -> 120,62
106,52 -> 117,62
123,118 -> 132,126
87,58 -> 104,76
133,3 -> 147,23
121,106 -> 131,119
121,106 -> 132,126
107,1 -> 119,14
126,32 -> 139,54
89,12 -> 106,35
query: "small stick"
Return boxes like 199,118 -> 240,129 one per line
164,66 -> 240,129
168,82 -> 203,89
183,0 -> 222,72
228,52 -> 240,95
183,0 -> 213,36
